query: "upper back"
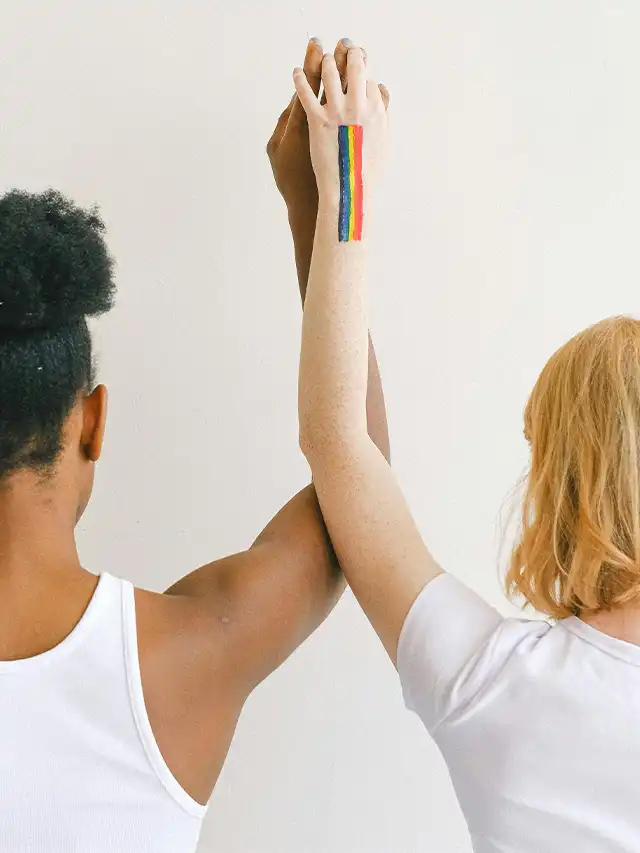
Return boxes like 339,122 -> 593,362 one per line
398,573 -> 640,853
0,573 -> 207,853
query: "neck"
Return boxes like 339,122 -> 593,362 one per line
581,604 -> 640,646
0,471 -> 81,586
0,470 -> 98,662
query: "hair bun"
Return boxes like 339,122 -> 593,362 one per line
0,189 -> 115,331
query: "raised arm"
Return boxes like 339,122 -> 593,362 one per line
296,48 -> 442,663
269,38 -> 390,458
135,45 -> 394,806
163,40 -> 391,693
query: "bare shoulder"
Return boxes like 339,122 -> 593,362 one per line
135,586 -> 228,664
132,585 -> 245,807
126,484 -> 343,804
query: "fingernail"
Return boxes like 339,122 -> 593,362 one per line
310,37 -> 322,46
341,38 -> 353,46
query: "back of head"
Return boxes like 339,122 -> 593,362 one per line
0,189 -> 115,479
507,316 -> 640,618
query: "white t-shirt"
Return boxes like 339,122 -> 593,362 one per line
397,573 -> 640,853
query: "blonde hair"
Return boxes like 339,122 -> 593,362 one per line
506,316 -> 640,618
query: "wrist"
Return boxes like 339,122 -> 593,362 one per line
286,192 -> 319,228
317,190 -> 371,243
317,186 -> 341,213
287,204 -> 316,303
288,207 -> 316,255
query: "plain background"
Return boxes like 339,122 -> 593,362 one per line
2,1 -> 639,850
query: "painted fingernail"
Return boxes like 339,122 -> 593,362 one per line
341,38 -> 353,46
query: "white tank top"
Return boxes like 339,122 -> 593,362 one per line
0,572 -> 207,853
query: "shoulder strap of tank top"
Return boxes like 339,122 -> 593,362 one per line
120,579 -> 207,818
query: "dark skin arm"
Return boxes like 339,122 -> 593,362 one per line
135,39 -> 391,806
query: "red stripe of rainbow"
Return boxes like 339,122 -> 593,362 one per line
338,125 -> 363,242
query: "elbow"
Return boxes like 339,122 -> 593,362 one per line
299,415 -> 366,468
299,430 -> 335,471
298,418 -> 325,464
298,406 -> 341,463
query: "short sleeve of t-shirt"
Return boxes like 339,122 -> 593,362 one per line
397,573 -> 505,733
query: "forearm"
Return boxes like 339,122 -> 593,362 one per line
291,204 -> 390,461
298,197 -> 371,457
288,202 -> 316,298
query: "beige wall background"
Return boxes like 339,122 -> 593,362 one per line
2,1 -> 639,850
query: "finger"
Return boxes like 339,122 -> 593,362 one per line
378,83 -> 391,111
266,94 -> 296,154
366,78 -> 385,114
335,39 -> 367,93
293,67 -> 324,122
305,38 -> 324,96
320,39 -> 347,105
321,53 -> 343,110
334,39 -> 350,92
347,47 -> 367,110
290,37 -> 324,126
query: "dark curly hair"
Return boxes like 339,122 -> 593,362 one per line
0,189 -> 115,478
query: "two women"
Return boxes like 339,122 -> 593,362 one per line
0,33 -> 639,853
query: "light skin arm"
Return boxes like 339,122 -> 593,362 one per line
295,49 -> 442,664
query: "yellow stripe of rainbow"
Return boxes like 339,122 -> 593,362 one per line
348,126 -> 356,241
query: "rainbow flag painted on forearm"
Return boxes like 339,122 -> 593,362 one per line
338,125 -> 364,242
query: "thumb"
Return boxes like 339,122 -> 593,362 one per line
378,83 -> 390,111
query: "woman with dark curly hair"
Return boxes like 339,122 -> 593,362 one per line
0,39 -> 390,853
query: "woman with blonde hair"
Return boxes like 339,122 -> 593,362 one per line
295,43 -> 640,853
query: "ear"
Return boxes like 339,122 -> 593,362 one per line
81,385 -> 108,463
